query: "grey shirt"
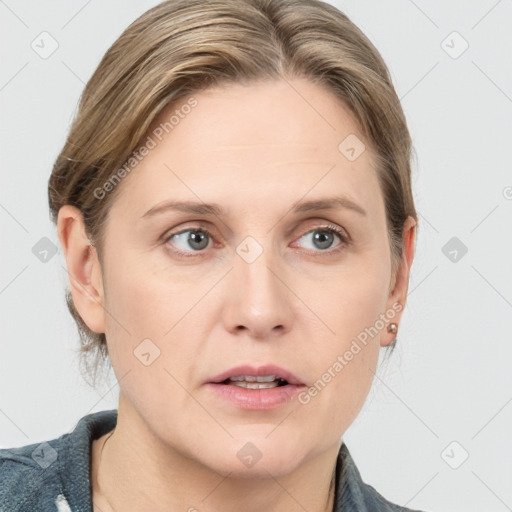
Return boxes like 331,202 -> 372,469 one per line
0,409 -> 427,511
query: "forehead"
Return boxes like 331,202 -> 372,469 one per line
111,78 -> 384,222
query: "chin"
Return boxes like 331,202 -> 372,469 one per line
200,433 -> 311,478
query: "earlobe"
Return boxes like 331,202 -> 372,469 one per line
381,216 -> 416,347
57,205 -> 106,334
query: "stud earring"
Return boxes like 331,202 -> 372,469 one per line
387,322 -> 398,334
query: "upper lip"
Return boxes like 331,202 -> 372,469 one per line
207,364 -> 305,386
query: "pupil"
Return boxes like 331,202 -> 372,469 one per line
314,231 -> 333,250
189,231 -> 208,250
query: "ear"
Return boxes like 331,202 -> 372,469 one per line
381,216 -> 416,347
57,205 -> 106,334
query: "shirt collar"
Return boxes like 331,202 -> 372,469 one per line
58,408 -> 118,511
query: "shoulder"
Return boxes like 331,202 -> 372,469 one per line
0,438 -> 66,511
338,442 -> 430,512
358,479 -> 427,512
0,409 -> 117,511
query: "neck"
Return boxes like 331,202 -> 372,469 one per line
93,395 -> 340,512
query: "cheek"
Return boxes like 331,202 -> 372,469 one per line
297,319 -> 381,445
101,263 -> 205,425
102,255 -> 210,380
103,251 -> 193,337
295,255 -> 389,431
302,250 -> 390,341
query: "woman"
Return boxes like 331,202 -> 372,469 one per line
1,0 -> 425,510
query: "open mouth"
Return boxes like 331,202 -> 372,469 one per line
221,375 -> 289,389
205,364 -> 306,409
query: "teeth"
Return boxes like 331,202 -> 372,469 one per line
228,381 -> 280,389
228,375 -> 277,383
225,375 -> 288,389
257,375 -> 277,382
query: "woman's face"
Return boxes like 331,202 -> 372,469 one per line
81,78 -> 414,476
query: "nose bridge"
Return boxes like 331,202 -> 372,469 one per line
226,233 -> 293,336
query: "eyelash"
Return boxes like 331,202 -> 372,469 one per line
163,223 -> 350,258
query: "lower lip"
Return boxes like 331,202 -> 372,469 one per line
205,382 -> 305,410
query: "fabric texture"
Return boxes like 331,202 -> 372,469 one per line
0,409 -> 427,511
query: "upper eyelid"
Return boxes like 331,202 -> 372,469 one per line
164,221 -> 346,236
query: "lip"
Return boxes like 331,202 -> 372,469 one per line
206,364 -> 305,386
205,364 -> 306,411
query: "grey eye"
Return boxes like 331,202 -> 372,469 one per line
297,229 -> 342,251
169,229 -> 211,252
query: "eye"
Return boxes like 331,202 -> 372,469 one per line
164,227 -> 214,256
293,224 -> 349,254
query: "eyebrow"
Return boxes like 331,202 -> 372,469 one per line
141,195 -> 367,219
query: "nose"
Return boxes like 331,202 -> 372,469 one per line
222,243 -> 294,340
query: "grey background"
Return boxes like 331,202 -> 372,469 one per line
1,1 -> 511,511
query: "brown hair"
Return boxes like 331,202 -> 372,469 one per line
48,0 -> 418,387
